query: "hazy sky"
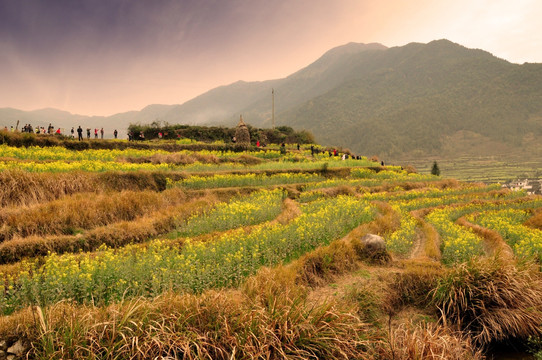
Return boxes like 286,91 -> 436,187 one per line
1,0 -> 541,116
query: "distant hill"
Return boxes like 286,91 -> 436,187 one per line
2,39 -> 542,160
278,40 -> 542,159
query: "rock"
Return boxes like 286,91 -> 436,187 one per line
359,234 -> 390,263
0,340 -> 6,350
7,340 -> 26,357
361,234 -> 386,252
6,355 -> 15,360
0,349 -> 6,360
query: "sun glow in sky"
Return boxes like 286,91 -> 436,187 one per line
1,0 -> 541,116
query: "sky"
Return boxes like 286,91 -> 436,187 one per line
1,0 -> 541,116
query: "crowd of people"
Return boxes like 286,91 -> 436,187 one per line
3,123 -> 62,135
308,145 -> 366,161
2,123 -> 119,141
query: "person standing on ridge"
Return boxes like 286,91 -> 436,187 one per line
77,126 -> 83,141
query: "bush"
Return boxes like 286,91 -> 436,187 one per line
431,258 -> 542,346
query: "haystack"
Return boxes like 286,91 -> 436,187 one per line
235,115 -> 251,146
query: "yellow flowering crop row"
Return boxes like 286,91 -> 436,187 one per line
385,204 -> 418,256
469,209 -> 542,262
0,160 -> 172,172
351,168 -> 435,181
179,189 -> 286,236
426,208 -> 484,264
0,144 -> 168,161
0,195 -> 374,311
168,172 -> 325,189
425,198 -> 542,265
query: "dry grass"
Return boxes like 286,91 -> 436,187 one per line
294,202 -> 399,288
229,154 -> 263,165
383,260 -> 443,314
310,185 -> 358,198
362,178 -> 463,195
0,170 -> 97,208
411,210 -> 442,261
0,170 -> 189,208
119,152 -> 221,165
296,240 -> 360,287
347,201 -> 401,243
431,257 -> 542,346
1,288 -> 370,359
0,188 -> 190,241
374,321 -> 484,359
0,197 -> 216,264
524,209 -> 542,230
272,198 -> 302,225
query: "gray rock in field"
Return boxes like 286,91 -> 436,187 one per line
359,234 -> 390,263
361,234 -> 386,252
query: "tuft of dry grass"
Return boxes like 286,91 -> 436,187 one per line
229,154 -> 263,165
524,209 -> 542,230
313,185 -> 357,198
431,257 -> 542,346
374,321 -> 484,359
296,241 -> 359,287
383,260 -> 443,315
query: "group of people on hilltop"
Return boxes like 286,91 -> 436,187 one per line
72,126 -> 118,141
3,123 -> 62,135
307,145 -> 365,161
2,122 -> 119,142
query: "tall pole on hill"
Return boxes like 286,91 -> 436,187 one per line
272,88 -> 275,130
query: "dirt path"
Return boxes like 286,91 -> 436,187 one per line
410,210 -> 442,261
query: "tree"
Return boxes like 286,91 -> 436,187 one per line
431,161 -> 440,176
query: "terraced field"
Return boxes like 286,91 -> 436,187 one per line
0,134 -> 541,359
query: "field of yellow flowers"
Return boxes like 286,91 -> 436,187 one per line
0,136 -> 541,359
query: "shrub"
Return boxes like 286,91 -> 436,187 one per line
431,258 -> 542,346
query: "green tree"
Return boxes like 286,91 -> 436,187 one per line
431,161 -> 440,176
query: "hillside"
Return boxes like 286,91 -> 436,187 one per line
2,40 -> 542,161
0,137 -> 541,358
280,40 -> 542,159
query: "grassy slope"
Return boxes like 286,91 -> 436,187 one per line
0,143 -> 541,359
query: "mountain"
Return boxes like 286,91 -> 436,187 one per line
2,39 -> 542,160
167,39 -> 542,159
279,40 -> 542,159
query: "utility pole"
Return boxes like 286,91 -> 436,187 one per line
272,88 -> 275,130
